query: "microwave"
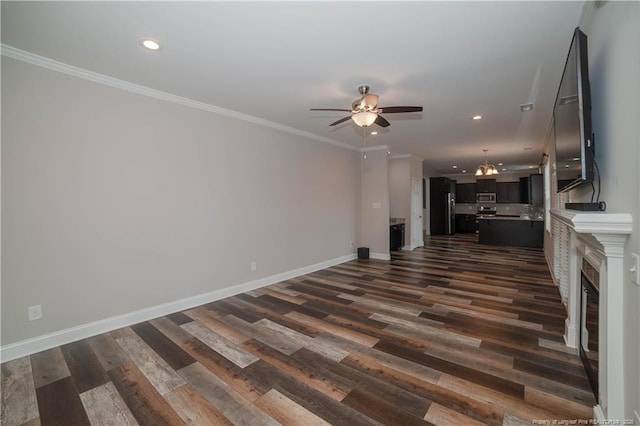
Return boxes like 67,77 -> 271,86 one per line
476,193 -> 496,203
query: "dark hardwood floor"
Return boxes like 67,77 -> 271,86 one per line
1,234 -> 595,425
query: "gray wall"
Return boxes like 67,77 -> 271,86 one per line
389,157 -> 410,223
360,149 -> 389,257
2,57 -> 361,345
573,2 -> 639,420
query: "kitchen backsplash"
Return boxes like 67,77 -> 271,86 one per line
455,203 -> 528,215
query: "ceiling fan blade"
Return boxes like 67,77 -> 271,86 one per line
378,106 -> 423,113
329,116 -> 353,126
374,115 -> 391,128
310,108 -> 352,112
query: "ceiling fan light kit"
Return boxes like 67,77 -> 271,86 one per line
475,149 -> 499,176
310,85 -> 423,129
352,111 -> 378,127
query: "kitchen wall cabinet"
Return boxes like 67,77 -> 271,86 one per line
519,174 -> 544,205
455,183 -> 477,203
476,179 -> 496,193
529,174 -> 543,206
496,182 -> 520,203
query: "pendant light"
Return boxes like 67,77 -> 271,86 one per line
475,149 -> 499,176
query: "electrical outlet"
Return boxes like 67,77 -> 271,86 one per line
28,305 -> 42,321
631,253 -> 639,285
251,261 -> 257,271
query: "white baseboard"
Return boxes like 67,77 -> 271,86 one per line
370,252 -> 391,261
593,405 -> 605,423
402,241 -> 424,251
0,253 -> 356,363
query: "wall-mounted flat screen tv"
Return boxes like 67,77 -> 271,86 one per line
554,27 -> 594,193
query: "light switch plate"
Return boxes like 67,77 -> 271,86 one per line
372,202 -> 382,209
631,253 -> 640,285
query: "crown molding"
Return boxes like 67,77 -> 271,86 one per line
1,44 -> 360,152
360,144 -> 389,153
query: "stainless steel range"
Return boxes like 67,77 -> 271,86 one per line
475,205 -> 497,233
476,205 -> 497,217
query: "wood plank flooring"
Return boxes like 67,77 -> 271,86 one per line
1,234 -> 595,425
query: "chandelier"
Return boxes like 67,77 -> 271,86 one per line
475,149 -> 499,176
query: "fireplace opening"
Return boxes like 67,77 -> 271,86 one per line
580,264 -> 599,401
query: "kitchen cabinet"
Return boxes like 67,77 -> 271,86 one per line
455,214 -> 477,234
476,179 -> 496,193
520,174 -> 543,205
496,182 -> 520,203
529,174 -> 543,206
455,183 -> 477,203
478,218 -> 543,248
390,223 -> 405,251
430,177 -> 456,235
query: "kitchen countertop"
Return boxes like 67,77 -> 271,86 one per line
477,215 -> 543,222
389,218 -> 406,225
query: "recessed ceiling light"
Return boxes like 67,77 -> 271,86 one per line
529,165 -> 535,169
452,165 -> 457,169
572,157 -> 580,161
524,147 -> 532,151
498,162 -> 503,166
520,103 -> 534,112
502,168 -> 507,171
462,170 -> 467,173
472,115 -> 483,120
140,38 -> 162,51
370,131 -> 378,135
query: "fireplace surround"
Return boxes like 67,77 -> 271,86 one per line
550,208 -> 632,422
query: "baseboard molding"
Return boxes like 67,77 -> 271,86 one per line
370,252 -> 391,261
403,241 -> 424,251
0,253 -> 356,362
593,405 -> 605,423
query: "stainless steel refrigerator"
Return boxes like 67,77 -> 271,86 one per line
429,177 -> 456,235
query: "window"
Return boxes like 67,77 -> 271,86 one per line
544,160 -> 551,232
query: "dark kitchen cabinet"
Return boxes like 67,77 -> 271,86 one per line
455,214 -> 477,234
476,179 -> 496,193
496,182 -> 521,203
478,219 -> 543,248
430,177 -> 456,235
519,174 -> 544,205
455,183 -> 477,203
520,177 -> 529,204
390,224 -> 405,251
529,174 -> 544,206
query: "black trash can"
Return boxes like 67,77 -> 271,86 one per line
357,247 -> 370,259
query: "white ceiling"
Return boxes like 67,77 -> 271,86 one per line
1,1 -> 584,176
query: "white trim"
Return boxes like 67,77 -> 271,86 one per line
389,154 -> 411,160
550,208 -> 632,235
593,405 -> 605,423
361,145 -> 390,153
0,44 -> 360,152
370,252 -> 391,261
550,208 -> 632,421
0,254 -> 356,362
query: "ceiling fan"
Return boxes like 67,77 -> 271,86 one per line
310,85 -> 423,128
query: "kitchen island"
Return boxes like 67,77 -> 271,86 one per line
477,216 -> 544,248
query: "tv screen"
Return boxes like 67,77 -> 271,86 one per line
554,27 -> 594,193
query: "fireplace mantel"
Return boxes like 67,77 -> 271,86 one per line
550,208 -> 632,422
